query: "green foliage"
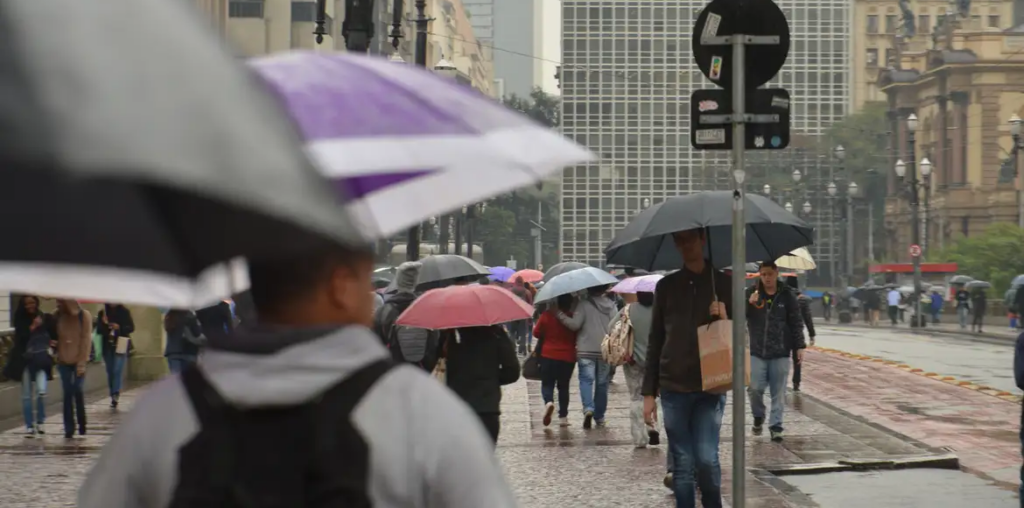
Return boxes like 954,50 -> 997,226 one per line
933,223 -> 1024,294
502,87 -> 560,129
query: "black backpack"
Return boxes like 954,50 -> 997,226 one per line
168,361 -> 393,508
382,303 -> 439,373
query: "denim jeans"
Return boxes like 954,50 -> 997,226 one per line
540,358 -> 574,418
749,356 -> 790,430
958,307 -> 970,328
102,349 -> 126,398
21,368 -> 46,429
166,355 -> 198,375
57,364 -> 86,436
661,390 -> 726,508
577,357 -> 610,420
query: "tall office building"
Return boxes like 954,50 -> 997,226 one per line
464,0 -> 543,98
559,0 -> 850,274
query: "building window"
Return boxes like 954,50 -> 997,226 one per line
885,14 -> 897,33
866,48 -> 878,67
867,15 -> 879,33
885,48 -> 896,66
229,0 -> 264,18
291,1 -> 316,22
918,15 -> 930,33
989,15 -> 1001,28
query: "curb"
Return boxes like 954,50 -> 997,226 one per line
811,346 -> 1023,404
765,452 -> 960,476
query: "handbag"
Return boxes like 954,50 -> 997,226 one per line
115,336 -> 130,355
521,355 -> 542,381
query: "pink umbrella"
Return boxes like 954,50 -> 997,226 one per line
510,269 -> 543,283
396,285 -> 534,329
611,274 -> 664,294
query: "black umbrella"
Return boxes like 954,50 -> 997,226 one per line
415,255 -> 490,289
949,275 -> 974,285
604,191 -> 814,271
0,0 -> 363,307
543,262 -> 590,283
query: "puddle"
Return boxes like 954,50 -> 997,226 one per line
783,468 -> 1017,507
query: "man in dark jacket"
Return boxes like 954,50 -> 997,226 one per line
747,262 -> 805,442
1013,331 -> 1024,504
441,325 -> 520,445
642,228 -> 731,508
785,277 -> 815,392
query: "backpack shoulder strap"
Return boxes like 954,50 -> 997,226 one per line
179,367 -> 238,502
316,360 -> 393,426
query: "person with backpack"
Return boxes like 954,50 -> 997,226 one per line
556,285 -> 618,429
373,261 -> 441,372
164,309 -> 204,374
785,277 -> 815,392
608,290 -> 659,448
532,294 -> 578,427
54,299 -> 93,439
79,240 -> 517,508
96,303 -> 135,408
438,325 -> 521,444
3,295 -> 55,436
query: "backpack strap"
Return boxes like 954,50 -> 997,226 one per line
179,367 -> 241,506
315,360 -> 393,436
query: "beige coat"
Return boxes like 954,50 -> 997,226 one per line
55,303 -> 93,369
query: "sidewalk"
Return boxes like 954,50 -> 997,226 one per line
800,348 -> 1022,488
816,317 -> 1021,341
497,365 -> 955,507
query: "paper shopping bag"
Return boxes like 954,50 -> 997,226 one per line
697,319 -> 750,393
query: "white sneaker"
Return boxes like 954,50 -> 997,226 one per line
542,402 -> 555,427
558,417 -> 569,427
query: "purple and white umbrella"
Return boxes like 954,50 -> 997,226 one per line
611,274 -> 664,294
249,52 -> 595,238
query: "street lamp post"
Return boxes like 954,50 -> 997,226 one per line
1011,114 -> 1023,229
895,113 -> 929,326
846,182 -> 857,278
832,145 -> 845,286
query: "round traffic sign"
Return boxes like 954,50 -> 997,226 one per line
909,244 -> 922,258
691,0 -> 790,90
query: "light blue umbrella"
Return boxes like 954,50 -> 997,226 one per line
534,267 -> 619,305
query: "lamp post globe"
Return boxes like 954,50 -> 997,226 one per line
919,157 -> 932,177
802,201 -> 812,214
848,181 -> 859,196
1010,113 -> 1022,137
792,169 -> 802,182
763,184 -> 771,195
827,181 -> 838,196
784,202 -> 793,213
894,159 -> 906,178
906,113 -> 918,133
834,144 -> 845,161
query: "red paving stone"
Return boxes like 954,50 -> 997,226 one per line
801,349 -> 1022,487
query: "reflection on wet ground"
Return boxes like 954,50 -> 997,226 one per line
784,468 -> 1018,507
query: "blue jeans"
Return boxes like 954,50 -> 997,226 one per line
102,349 -> 126,398
57,364 -> 86,436
749,356 -> 790,430
661,390 -> 726,508
21,368 -> 46,429
167,355 -> 197,374
958,307 -> 969,328
577,358 -> 610,420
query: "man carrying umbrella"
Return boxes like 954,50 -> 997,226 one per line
642,229 -> 732,507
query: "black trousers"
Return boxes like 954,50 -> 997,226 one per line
791,349 -> 801,388
477,412 -> 500,446
540,357 -> 575,418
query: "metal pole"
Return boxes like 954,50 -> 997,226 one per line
467,207 -> 475,260
830,198 -> 837,288
909,134 -> 922,326
868,203 -> 874,261
405,0 -> 429,261
729,34 -> 747,508
453,214 -> 463,257
846,196 -> 854,279
535,201 -> 543,268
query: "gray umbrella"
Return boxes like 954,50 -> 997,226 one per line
949,275 -> 974,285
534,267 -> 619,305
416,255 -> 490,289
965,280 -> 991,290
0,0 -> 363,307
543,262 -> 590,283
604,191 -> 814,271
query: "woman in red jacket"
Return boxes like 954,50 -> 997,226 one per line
533,294 -> 578,427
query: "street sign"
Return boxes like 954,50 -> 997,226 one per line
909,244 -> 922,258
691,0 -> 790,90
690,88 -> 791,150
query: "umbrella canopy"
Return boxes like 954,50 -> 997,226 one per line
543,262 -> 590,282
396,285 -> 533,329
510,269 -> 544,284
488,266 -> 516,282
965,280 -> 991,290
949,275 -> 974,285
1012,274 -> 1024,288
248,52 -> 595,239
775,247 -> 816,270
534,267 -> 619,305
604,192 -> 814,271
0,0 -> 362,308
611,274 -> 664,294
416,255 -> 489,288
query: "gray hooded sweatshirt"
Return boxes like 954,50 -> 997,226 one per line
77,325 -> 518,508
556,295 -> 618,360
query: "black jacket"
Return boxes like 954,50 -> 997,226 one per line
3,307 -> 56,381
746,284 -> 805,360
97,305 -> 135,355
441,326 -> 520,414
797,293 -> 816,338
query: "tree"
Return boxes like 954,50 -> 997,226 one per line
502,87 -> 560,128
934,223 -> 1024,294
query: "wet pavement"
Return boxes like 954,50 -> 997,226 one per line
784,468 -> 1017,507
800,348 -> 1022,488
497,365 -> 967,507
0,389 -> 138,508
813,324 -> 1019,393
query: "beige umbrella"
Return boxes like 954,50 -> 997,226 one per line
775,247 -> 817,270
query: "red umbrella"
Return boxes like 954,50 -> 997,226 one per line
396,285 -> 534,329
510,269 -> 543,283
